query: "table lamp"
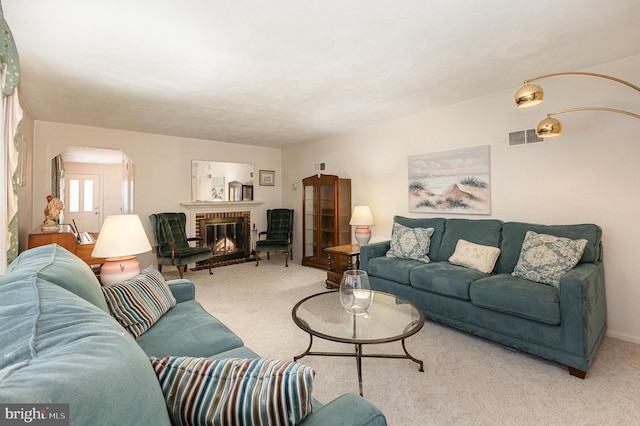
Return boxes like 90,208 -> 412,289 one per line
92,214 -> 152,286
349,206 -> 374,245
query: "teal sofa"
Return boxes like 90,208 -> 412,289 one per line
361,216 -> 607,378
0,244 -> 386,425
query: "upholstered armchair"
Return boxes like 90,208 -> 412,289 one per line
255,209 -> 294,267
149,212 -> 213,278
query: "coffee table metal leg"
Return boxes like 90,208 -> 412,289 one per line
294,334 -> 314,362
402,338 -> 424,372
355,343 -> 364,397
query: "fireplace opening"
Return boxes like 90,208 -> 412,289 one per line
199,216 -> 250,264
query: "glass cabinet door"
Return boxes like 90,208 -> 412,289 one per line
319,183 -> 335,262
303,184 -> 316,261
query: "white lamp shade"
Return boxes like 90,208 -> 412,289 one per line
349,206 -> 374,226
92,214 -> 152,259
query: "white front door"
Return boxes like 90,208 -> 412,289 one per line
65,173 -> 102,233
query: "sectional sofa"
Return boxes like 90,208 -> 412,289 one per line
0,244 -> 386,425
361,216 -> 607,378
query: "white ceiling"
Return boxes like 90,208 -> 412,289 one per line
4,1 -> 640,149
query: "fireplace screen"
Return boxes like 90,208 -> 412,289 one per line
199,216 -> 250,263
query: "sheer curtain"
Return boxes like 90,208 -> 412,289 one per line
1,5 -> 23,271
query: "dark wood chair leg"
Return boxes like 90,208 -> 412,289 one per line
208,259 -> 213,275
158,265 -> 163,272
178,265 -> 185,279
255,252 -> 260,266
267,252 -> 270,260
568,366 -> 587,379
285,253 -> 289,267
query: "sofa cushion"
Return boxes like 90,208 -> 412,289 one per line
6,243 -> 109,313
386,222 -> 434,263
511,231 -> 587,288
392,216 -> 447,260
496,222 -> 602,274
470,274 -> 560,325
410,262 -> 490,301
151,356 -> 314,426
136,300 -> 244,357
438,219 -> 503,262
448,239 -> 501,273
367,256 -> 424,285
0,272 -> 171,425
101,266 -> 177,338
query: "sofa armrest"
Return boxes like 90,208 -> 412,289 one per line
559,262 -> 607,358
167,279 -> 196,303
298,393 -> 387,426
360,241 -> 390,270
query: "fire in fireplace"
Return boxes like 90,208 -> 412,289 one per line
199,216 -> 250,264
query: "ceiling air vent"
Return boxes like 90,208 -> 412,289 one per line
508,129 -> 545,147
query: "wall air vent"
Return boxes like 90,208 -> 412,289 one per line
508,129 -> 545,147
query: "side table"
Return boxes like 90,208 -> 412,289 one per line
324,243 -> 361,289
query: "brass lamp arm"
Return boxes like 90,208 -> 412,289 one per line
524,72 -> 640,93
547,107 -> 640,120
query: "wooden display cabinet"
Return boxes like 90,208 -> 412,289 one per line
301,174 -> 351,270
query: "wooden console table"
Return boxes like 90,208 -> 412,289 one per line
28,224 -> 105,266
324,243 -> 361,289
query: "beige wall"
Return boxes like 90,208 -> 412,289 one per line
282,55 -> 640,343
29,123 -> 283,267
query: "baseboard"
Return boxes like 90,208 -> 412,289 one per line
606,330 -> 640,344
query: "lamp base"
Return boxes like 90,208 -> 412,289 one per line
354,226 -> 371,246
100,256 -> 141,286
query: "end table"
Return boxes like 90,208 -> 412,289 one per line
324,243 -> 361,289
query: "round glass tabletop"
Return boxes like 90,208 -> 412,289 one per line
292,290 -> 425,344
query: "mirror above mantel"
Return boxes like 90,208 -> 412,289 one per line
191,160 -> 254,202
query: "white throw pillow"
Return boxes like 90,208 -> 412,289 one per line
448,239 -> 501,273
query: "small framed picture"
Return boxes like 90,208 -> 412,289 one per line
259,170 -> 275,186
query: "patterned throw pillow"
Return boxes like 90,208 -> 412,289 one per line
448,239 -> 501,273
512,231 -> 588,288
151,356 -> 315,426
102,266 -> 176,338
386,222 -> 435,263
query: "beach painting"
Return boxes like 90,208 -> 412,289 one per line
408,145 -> 491,214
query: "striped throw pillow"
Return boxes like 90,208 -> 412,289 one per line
151,357 -> 315,426
102,266 -> 176,338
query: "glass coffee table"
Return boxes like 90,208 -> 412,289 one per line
292,290 -> 425,396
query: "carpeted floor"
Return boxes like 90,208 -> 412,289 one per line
162,259 -> 640,425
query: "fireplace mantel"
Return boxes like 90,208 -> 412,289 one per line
181,201 -> 264,209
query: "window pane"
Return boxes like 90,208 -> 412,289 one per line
69,180 -> 79,212
83,180 -> 93,212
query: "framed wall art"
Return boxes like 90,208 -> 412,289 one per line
259,170 -> 275,186
408,145 -> 491,214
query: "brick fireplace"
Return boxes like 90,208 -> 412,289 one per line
181,201 -> 263,267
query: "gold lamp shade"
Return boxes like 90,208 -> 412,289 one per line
515,83 -> 544,108
516,72 -> 639,137
536,116 -> 562,138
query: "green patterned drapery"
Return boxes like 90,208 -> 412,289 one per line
1,2 -> 23,268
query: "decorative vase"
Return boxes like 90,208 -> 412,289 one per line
339,270 -> 372,315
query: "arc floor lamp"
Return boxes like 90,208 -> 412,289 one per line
514,72 -> 640,137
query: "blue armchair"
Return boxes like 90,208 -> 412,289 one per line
149,212 -> 214,278
255,209 -> 294,267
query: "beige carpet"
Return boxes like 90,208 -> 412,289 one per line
162,260 -> 640,425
